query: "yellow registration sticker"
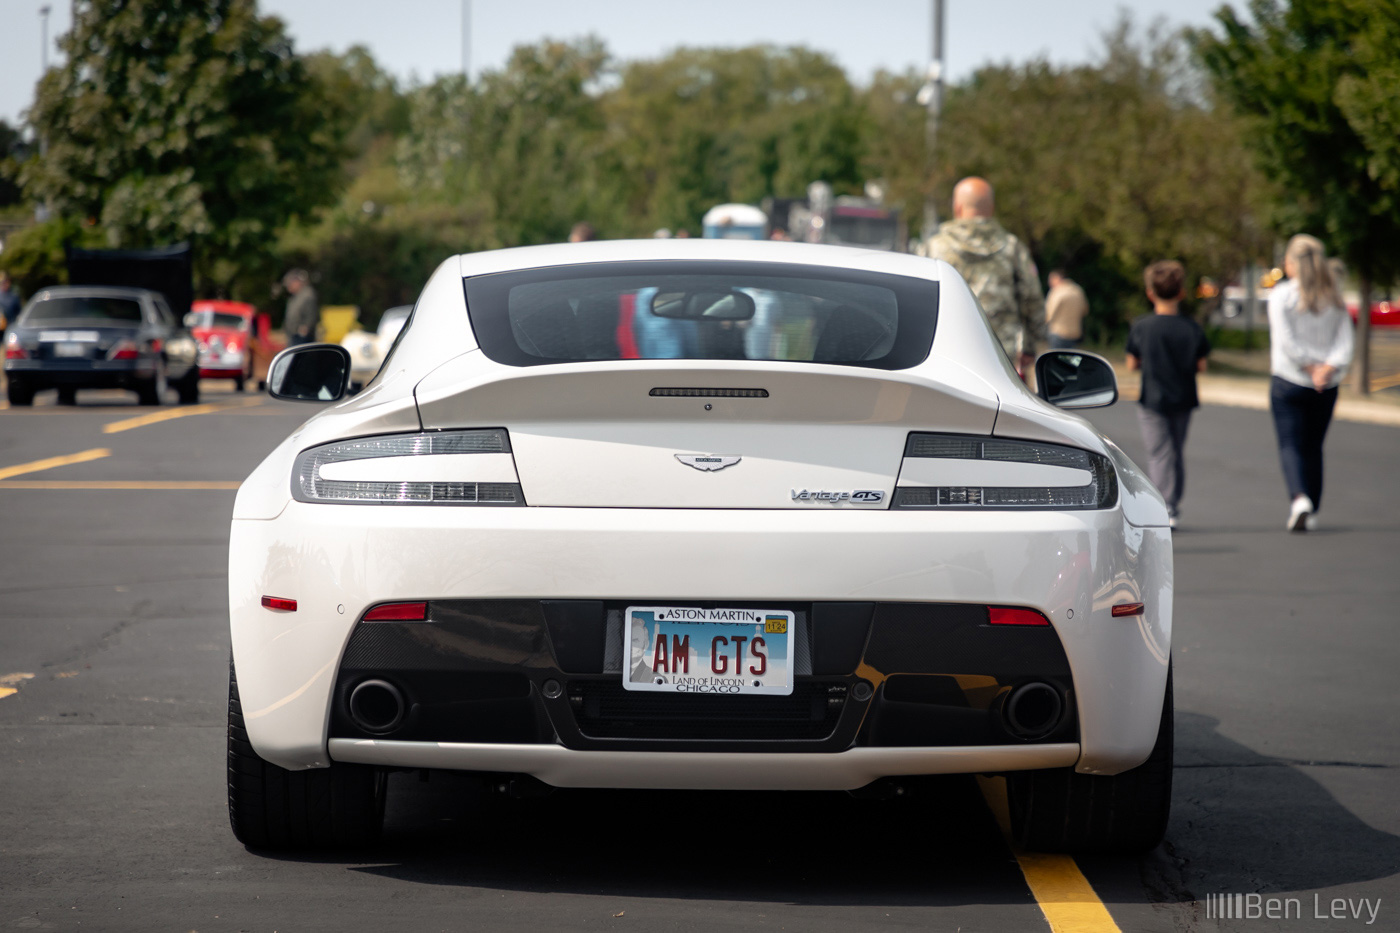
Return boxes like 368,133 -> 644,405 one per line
764,616 -> 788,634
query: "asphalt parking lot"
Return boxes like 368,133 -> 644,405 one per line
1,381 -> 1397,932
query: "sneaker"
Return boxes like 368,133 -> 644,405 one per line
1287,496 -> 1314,532
1305,513 -> 1318,532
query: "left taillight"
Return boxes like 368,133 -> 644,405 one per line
4,333 -> 27,359
291,428 -> 524,505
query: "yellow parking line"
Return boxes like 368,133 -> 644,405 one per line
0,673 -> 35,700
0,480 -> 240,490
1369,373 -> 1400,391
102,397 -> 261,434
978,776 -> 1122,933
0,448 -> 111,481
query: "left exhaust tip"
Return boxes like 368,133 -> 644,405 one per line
348,679 -> 406,734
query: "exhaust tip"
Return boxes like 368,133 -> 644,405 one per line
348,679 -> 406,734
1003,682 -> 1064,739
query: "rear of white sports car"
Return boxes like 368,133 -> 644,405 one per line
228,241 -> 1172,852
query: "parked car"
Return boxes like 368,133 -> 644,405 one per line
188,300 -> 258,392
340,305 -> 412,389
229,240 -> 1173,854
1348,296 -> 1400,328
4,285 -> 199,406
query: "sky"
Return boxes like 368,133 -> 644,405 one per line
1,0 -> 1231,127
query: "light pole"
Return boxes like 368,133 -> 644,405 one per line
918,0 -> 945,242
40,5 -> 52,73
461,0 -> 471,80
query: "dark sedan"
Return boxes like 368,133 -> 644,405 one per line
3,286 -> 200,406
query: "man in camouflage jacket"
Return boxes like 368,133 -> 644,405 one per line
926,177 -> 1046,372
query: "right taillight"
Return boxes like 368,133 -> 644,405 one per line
891,433 -> 1117,510
4,333 -> 27,359
107,341 -> 141,360
291,428 -> 524,506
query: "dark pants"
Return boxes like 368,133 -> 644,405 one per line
1270,376 -> 1338,509
1136,406 -> 1193,515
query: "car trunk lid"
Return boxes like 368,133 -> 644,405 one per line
414,358 -> 999,509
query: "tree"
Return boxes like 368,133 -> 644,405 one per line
20,0 -> 348,295
1196,0 -> 1400,392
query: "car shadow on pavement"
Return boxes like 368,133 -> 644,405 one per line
269,773 -> 1036,907
1080,710 -> 1400,911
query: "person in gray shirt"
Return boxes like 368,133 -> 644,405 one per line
282,269 -> 319,347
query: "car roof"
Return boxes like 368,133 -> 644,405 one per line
454,238 -> 946,281
31,285 -> 160,302
192,299 -> 256,314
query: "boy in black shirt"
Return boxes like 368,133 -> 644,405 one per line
1125,261 -> 1211,528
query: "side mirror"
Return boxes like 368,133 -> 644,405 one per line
267,344 -> 351,402
1035,350 -> 1118,409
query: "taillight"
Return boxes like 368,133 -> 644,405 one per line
4,333 -> 26,359
1111,602 -> 1145,617
226,340 -> 241,353
291,429 -> 524,506
261,595 -> 297,612
891,433 -> 1117,510
363,601 -> 428,622
988,606 -> 1051,626
107,341 -> 141,360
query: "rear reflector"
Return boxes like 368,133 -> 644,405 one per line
988,606 -> 1050,626
649,387 -> 769,398
363,601 -> 429,622
261,596 -> 297,612
1111,602 -> 1145,617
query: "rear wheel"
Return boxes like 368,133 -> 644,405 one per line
227,660 -> 385,849
177,370 -> 200,404
1008,664 -> 1173,854
137,364 -> 167,406
6,381 -> 34,406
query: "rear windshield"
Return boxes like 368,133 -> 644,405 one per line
23,296 -> 143,324
191,311 -> 249,330
463,261 -> 938,369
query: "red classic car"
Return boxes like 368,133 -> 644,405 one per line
186,300 -> 283,391
1348,296 -> 1400,328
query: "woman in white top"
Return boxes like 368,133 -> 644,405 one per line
1267,234 -> 1354,532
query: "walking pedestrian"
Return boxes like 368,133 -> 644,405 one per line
0,271 -> 20,336
1125,261 -> 1210,528
1045,269 -> 1089,349
1267,234 -> 1354,532
926,177 -> 1046,374
282,269 -> 320,347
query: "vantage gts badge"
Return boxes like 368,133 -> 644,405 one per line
676,454 -> 741,472
791,489 -> 886,503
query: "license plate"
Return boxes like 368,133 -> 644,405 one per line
624,606 -> 793,696
54,342 -> 86,357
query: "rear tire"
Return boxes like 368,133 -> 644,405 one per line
1009,664 -> 1173,854
137,364 -> 167,406
6,381 -> 34,406
227,660 -> 385,849
177,370 -> 200,404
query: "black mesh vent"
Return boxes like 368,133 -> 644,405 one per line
568,679 -> 846,740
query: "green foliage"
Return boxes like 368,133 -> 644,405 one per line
1195,0 -> 1400,285
0,120 -> 27,208
20,0 -> 348,295
0,218 -> 105,296
607,46 -> 867,233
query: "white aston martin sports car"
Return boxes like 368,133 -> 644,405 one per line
229,240 -> 1173,853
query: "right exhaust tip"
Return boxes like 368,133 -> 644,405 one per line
1003,681 -> 1064,739
348,679 -> 406,734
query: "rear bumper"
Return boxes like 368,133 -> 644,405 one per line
4,359 -> 151,388
329,739 -> 1080,791
230,502 -> 1171,778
